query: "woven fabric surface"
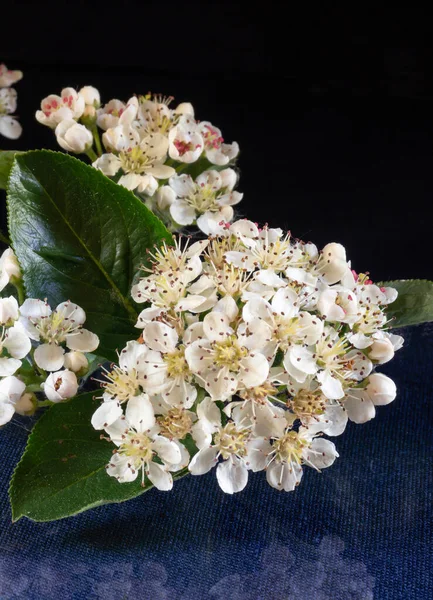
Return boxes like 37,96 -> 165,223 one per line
0,324 -> 431,599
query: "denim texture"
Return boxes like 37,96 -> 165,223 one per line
0,324 -> 431,599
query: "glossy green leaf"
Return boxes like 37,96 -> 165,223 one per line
380,279 -> 433,328
0,150 -> 23,189
7,150 -> 173,361
9,392 -> 189,522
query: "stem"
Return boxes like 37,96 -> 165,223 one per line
92,126 -> 103,157
175,163 -> 189,174
12,279 -> 26,305
85,148 -> 98,162
37,399 -> 53,408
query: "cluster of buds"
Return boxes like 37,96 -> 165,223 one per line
36,86 -> 241,233
0,247 -> 100,426
0,63 -> 22,139
91,223 -> 402,494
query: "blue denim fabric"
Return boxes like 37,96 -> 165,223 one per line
0,324 -> 431,599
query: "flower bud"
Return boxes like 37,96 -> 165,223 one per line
44,369 -> 78,403
0,248 -> 22,291
156,185 -> 176,210
367,373 -> 397,406
79,85 -> 100,107
55,120 -> 93,154
0,296 -> 19,325
64,351 -> 88,375
14,392 -> 37,416
368,338 -> 395,364
320,243 -> 348,284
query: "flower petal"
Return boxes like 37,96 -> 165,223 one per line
188,446 -> 218,475
34,343 -> 65,371
216,457 -> 248,494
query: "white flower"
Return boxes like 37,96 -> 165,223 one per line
367,332 -> 403,364
95,131 -> 174,193
0,375 -> 26,426
225,221 -> 293,275
198,121 -> 239,165
0,296 -> 19,325
132,265 -> 206,313
133,95 -> 175,137
167,169 -> 242,230
79,86 -> 100,107
0,88 -> 22,139
0,323 -> 31,376
224,380 -> 287,438
44,369 -> 78,402
185,311 -> 269,400
91,340 -> 151,429
317,287 -> 359,324
242,288 -> 323,360
315,243 -> 349,285
0,64 -> 23,87
19,299 -> 99,371
0,248 -> 21,291
96,97 -> 138,130
344,373 -> 397,423
168,122 -> 204,163
36,87 -> 85,129
265,428 -> 339,492
104,395 -> 181,490
55,120 -> 93,153
189,405 -> 269,494
140,321 -> 197,408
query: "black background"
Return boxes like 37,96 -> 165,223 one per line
1,4 -> 432,281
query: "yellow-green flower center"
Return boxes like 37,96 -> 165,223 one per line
273,430 -> 308,464
213,336 -> 248,369
164,346 -> 189,378
214,422 -> 249,459
158,407 -> 193,439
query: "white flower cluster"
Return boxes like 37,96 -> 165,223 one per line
0,248 -> 100,426
36,86 -> 241,234
91,223 -> 402,494
0,64 -> 22,139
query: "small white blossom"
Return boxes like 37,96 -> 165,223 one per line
0,88 -> 22,139
344,373 -> 397,423
19,299 -> 99,371
265,427 -> 339,492
168,121 -> 204,163
96,97 -> 138,130
198,121 -> 239,165
0,296 -> 19,325
0,375 -> 26,426
44,369 -> 78,402
0,322 -> 31,376
0,64 -> 23,87
166,168 -> 242,231
104,395 -> 181,490
185,311 -> 269,401
79,85 -> 100,107
36,87 -> 85,129
0,248 -> 21,291
55,120 -> 93,153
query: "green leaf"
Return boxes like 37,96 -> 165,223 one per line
0,150 -> 23,189
7,150 -> 173,361
379,279 -> 433,328
9,392 -> 189,522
